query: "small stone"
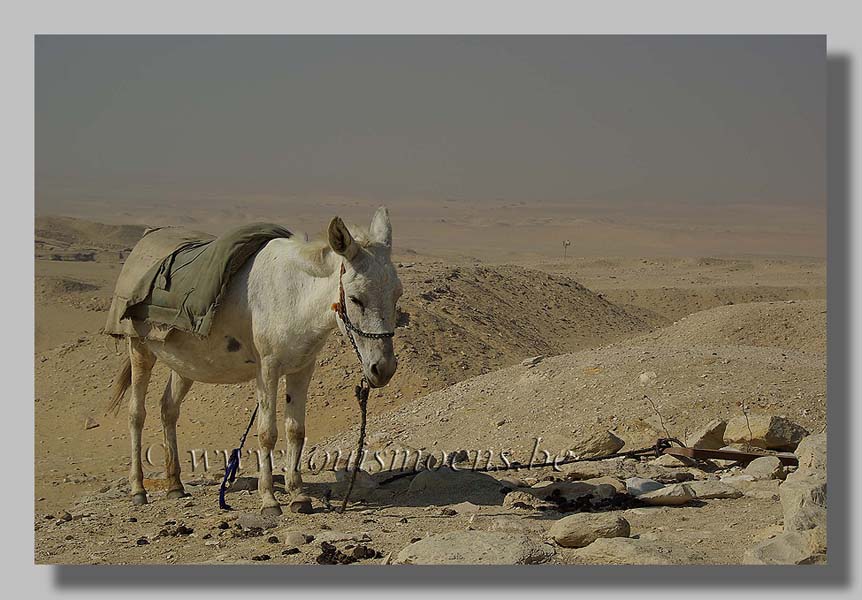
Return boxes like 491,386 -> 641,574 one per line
282,547 -> 300,555
624,477 -> 664,497
638,371 -> 657,384
136,537 -> 149,546
282,531 -> 309,547
267,535 -> 279,543
745,456 -> 786,480
251,554 -> 271,561
84,417 -> 100,430
637,483 -> 695,506
60,511 -> 73,522
549,513 -> 631,548
521,355 -> 544,367
289,495 -> 313,514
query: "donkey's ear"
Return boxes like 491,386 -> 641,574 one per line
328,217 -> 359,259
369,206 -> 392,248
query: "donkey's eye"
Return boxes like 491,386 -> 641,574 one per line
348,296 -> 364,310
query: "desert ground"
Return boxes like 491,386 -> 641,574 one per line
33,200 -> 827,565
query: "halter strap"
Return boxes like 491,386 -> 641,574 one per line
333,262 -> 396,340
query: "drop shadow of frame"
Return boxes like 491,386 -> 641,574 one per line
51,55 -> 851,592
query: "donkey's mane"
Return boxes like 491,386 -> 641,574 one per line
291,224 -> 375,275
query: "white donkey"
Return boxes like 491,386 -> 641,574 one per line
108,208 -> 401,515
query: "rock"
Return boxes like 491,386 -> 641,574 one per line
486,516 -> 546,535
722,476 -> 781,500
315,531 -> 370,544
652,454 -> 694,468
335,469 -> 379,489
549,513 -> 630,548
745,456 -> 786,480
583,476 -> 627,494
625,477 -> 664,497
637,483 -> 695,506
793,433 -> 826,472
569,537 -> 697,565
569,430 -> 625,459
780,475 -> 827,532
743,529 -> 827,565
448,501 -> 481,514
289,495 -> 313,514
686,480 -> 743,499
723,415 -> 809,451
685,419 -> 727,450
282,531 -> 310,547
521,355 -> 544,367
407,467 -> 504,505
84,417 -> 99,430
395,531 -> 555,565
503,490 -> 554,511
638,371 -> 657,384
236,513 -> 280,530
528,480 -> 595,502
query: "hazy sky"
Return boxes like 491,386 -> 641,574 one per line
36,35 -> 825,210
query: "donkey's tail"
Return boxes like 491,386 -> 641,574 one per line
107,356 -> 132,415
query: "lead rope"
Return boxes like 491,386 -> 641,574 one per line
219,404 -> 259,510
334,262 -> 394,513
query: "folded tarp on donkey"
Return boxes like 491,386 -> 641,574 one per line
105,223 -> 292,340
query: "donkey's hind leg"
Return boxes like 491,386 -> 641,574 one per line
129,339 -> 156,506
160,371 -> 194,499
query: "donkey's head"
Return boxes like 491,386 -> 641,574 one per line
328,207 -> 401,388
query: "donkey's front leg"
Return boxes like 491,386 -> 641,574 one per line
284,364 -> 314,492
256,357 -> 282,516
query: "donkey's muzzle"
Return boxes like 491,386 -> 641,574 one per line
367,355 -> 397,388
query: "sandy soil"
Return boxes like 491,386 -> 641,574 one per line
33,212 -> 826,565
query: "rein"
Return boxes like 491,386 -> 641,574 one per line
218,261 -> 395,513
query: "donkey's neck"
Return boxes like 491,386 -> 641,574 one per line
256,239 -> 342,352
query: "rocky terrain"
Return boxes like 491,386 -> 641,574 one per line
33,216 -> 827,565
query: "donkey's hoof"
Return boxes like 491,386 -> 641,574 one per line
131,493 -> 148,506
166,489 -> 190,500
261,505 -> 283,517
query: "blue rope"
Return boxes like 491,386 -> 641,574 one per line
219,404 -> 258,511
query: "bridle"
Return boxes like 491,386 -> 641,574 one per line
332,262 -> 396,366
331,261 -> 396,513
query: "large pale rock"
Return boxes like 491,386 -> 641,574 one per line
780,475 -> 827,532
569,430 -> 625,459
686,480 -> 743,500
395,531 -> 554,565
549,513 -> 630,548
686,419 -> 727,450
745,456 -> 786,480
637,483 -> 695,506
743,529 -> 826,565
569,537 -> 698,565
407,467 -> 504,505
723,415 -> 809,450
